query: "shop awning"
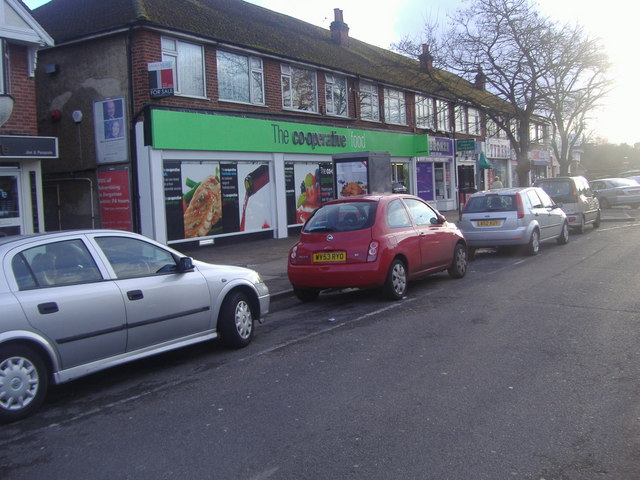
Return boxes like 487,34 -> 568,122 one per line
479,152 -> 493,169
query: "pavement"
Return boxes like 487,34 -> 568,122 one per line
179,207 -> 637,304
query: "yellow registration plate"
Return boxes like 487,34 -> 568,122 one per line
313,251 -> 346,263
476,220 -> 501,227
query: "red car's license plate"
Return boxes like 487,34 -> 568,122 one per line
313,251 -> 346,263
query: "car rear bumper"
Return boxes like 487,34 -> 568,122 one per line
288,261 -> 387,289
462,227 -> 530,247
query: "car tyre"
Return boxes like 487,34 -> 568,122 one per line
383,258 -> 407,300
0,345 -> 48,424
448,243 -> 468,278
293,287 -> 320,302
218,291 -> 254,348
526,229 -> 540,256
593,210 -> 601,228
557,221 -> 569,245
574,215 -> 585,234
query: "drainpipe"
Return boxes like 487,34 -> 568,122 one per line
126,26 -> 141,233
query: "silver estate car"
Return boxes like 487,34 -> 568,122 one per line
0,230 -> 269,423
459,187 -> 569,258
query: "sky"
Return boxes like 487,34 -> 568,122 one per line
22,0 -> 640,145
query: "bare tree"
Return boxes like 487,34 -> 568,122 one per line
538,24 -> 611,175
394,0 -> 609,185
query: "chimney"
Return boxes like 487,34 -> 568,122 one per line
418,44 -> 433,72
330,8 -> 349,47
475,67 -> 486,90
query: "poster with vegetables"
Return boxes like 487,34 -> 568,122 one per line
294,163 -> 321,224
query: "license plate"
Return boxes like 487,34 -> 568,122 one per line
313,251 -> 346,263
476,220 -> 501,227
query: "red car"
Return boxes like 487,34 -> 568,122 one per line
287,194 -> 468,301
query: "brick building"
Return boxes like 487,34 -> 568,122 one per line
32,0 -> 507,245
0,0 -> 54,236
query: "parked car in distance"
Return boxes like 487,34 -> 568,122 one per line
459,187 -> 569,258
0,230 -> 269,423
533,176 -> 600,233
589,178 -> 640,209
288,194 -> 468,302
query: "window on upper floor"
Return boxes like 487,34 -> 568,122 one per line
162,37 -> 205,98
530,123 -> 547,143
281,64 -> 317,112
435,99 -> 450,132
468,107 -> 481,136
325,73 -> 348,117
455,105 -> 468,133
217,50 -> 264,105
384,87 -> 406,125
359,81 -> 379,121
415,94 -> 434,129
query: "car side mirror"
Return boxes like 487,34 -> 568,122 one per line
177,256 -> 195,272
436,214 -> 446,225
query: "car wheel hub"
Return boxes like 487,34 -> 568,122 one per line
392,264 -> 407,294
234,301 -> 253,339
0,356 -> 39,411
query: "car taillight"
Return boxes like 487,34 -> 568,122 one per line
289,245 -> 298,264
367,241 -> 379,262
516,193 -> 525,219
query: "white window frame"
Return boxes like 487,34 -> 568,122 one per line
455,105 -> 468,133
468,107 -> 481,136
217,50 -> 265,105
435,99 -> 450,132
281,64 -> 318,113
415,94 -> 434,129
324,73 -> 348,117
359,81 -> 380,122
383,87 -> 407,125
161,36 -> 206,98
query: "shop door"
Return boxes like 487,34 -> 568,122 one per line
0,173 -> 22,236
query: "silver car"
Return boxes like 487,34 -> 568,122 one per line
459,187 -> 569,258
533,176 -> 600,233
0,230 -> 269,423
589,178 -> 640,209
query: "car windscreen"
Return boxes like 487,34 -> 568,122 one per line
535,181 -> 575,203
303,201 -> 376,233
463,195 -> 517,213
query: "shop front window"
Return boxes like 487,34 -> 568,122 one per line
0,173 -> 21,236
434,162 -> 451,200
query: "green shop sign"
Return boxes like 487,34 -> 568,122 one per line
149,109 -> 429,157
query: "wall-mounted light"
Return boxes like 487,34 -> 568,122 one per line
0,94 -> 14,127
72,110 -> 83,123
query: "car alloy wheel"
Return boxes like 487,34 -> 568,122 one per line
0,346 -> 48,423
383,258 -> 407,300
526,229 -> 540,256
219,291 -> 254,348
448,243 -> 468,278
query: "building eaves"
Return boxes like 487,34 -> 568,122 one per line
32,0 -> 510,112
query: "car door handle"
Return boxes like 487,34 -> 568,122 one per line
38,302 -> 59,314
127,290 -> 144,301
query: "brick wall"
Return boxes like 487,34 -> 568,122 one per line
0,44 -> 38,136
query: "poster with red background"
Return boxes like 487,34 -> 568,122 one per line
97,168 -> 132,231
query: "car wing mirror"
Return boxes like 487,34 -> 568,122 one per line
436,214 -> 446,225
177,256 -> 195,272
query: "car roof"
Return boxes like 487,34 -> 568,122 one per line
322,193 -> 425,205
0,229 -> 157,252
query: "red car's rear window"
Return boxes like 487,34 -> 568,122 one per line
303,201 -> 377,233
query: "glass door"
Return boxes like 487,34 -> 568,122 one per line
0,173 -> 22,236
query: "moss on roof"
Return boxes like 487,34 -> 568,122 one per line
32,0 -> 508,110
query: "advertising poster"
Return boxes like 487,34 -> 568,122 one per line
97,168 -> 132,231
94,97 -> 128,164
285,162 -> 335,225
335,160 -> 368,199
416,162 -> 434,201
164,161 -> 273,241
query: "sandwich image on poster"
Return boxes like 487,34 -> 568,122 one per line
181,164 -> 223,238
